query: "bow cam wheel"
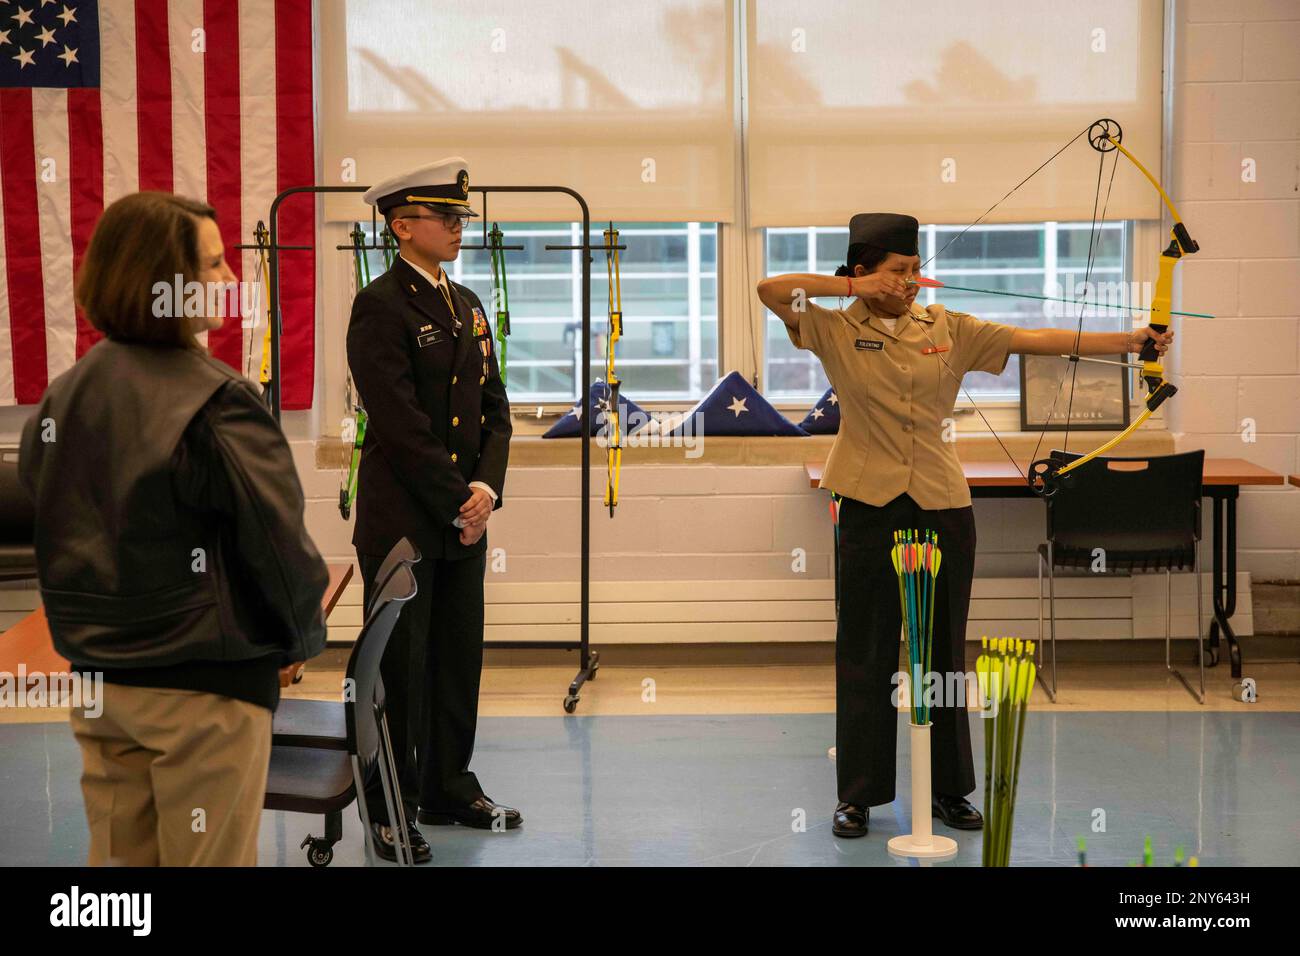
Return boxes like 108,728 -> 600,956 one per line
1028,458 -> 1062,498
1088,118 -> 1122,152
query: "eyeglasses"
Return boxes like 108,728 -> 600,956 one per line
395,212 -> 468,229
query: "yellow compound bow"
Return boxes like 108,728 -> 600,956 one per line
910,118 -> 1201,498
602,223 -> 624,516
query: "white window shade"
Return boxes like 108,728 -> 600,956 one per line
320,0 -> 736,224
746,0 -> 1165,228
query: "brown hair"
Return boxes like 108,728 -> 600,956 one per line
75,191 -> 217,347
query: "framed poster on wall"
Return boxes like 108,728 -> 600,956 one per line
1018,354 -> 1131,432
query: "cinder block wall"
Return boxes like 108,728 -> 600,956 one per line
1173,0 -> 1300,583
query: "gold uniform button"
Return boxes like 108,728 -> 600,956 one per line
480,415 -> 486,424
452,416 -> 460,426
452,375 -> 458,384
479,375 -> 486,385
451,453 -> 458,463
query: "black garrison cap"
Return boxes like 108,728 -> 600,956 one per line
847,213 -> 919,257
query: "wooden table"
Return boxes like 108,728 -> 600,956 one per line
805,458 -> 1284,490
805,457 -> 1285,678
0,562 -> 353,675
322,562 -> 354,617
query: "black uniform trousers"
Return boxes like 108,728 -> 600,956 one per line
835,492 -> 977,807
359,545 -> 487,825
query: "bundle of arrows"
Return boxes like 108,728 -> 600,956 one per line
890,529 -> 941,727
976,636 -> 1035,866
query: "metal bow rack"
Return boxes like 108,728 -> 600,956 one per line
260,183 -> 622,712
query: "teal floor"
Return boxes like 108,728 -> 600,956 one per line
2,713 -> 1297,866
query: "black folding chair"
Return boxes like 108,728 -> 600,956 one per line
1037,449 -> 1205,704
264,560 -> 418,866
0,450 -> 37,584
271,538 -> 420,751
365,538 -> 420,618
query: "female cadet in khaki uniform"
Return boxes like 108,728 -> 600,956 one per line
758,213 -> 1172,838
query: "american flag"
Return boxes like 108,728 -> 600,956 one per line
0,0 -> 315,408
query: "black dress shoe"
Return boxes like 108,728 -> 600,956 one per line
932,793 -> 983,830
369,821 -> 432,863
832,802 -> 869,838
418,796 -> 522,830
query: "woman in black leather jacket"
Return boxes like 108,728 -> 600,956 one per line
19,191 -> 330,866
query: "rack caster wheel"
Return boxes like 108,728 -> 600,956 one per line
1199,646 -> 1218,668
587,663 -> 599,681
563,694 -> 579,714
301,835 -> 334,867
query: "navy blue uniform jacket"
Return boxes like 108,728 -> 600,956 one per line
346,257 -> 511,560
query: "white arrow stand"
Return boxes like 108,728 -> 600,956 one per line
887,722 -> 958,860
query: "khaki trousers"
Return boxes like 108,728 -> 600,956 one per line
70,684 -> 271,866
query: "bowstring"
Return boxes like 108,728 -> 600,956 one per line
911,316 -> 1028,481
909,122 -> 1112,483
1027,146 -> 1119,468
920,125 -> 1092,272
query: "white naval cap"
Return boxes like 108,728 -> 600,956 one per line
362,157 -> 479,217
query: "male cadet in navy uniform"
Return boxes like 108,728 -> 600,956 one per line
347,158 -> 518,863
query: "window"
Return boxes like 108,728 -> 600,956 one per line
363,222 -> 718,404
763,221 -> 1132,405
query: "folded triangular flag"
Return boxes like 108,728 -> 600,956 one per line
666,370 -> 808,437
798,386 -> 840,434
542,380 -> 651,438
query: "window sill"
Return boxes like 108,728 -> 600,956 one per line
315,428 -> 1173,470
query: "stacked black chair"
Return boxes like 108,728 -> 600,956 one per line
1037,449 -> 1205,704
264,539 -> 421,866
0,450 -> 38,584
271,538 -> 420,753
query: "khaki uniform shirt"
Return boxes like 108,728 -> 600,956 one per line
786,297 -> 1015,510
